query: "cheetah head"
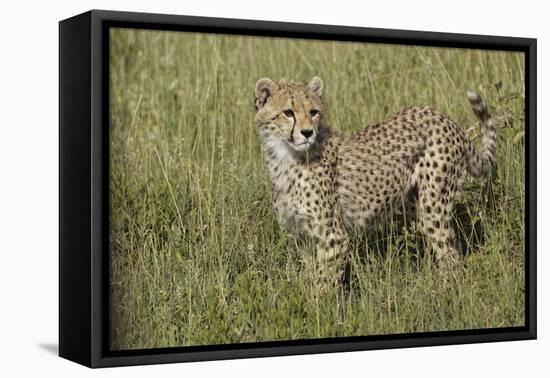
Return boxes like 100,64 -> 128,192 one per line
254,77 -> 324,155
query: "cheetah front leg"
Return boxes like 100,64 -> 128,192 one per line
315,224 -> 349,263
311,205 -> 350,286
309,197 -> 348,262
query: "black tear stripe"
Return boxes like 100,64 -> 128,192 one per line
289,115 -> 296,142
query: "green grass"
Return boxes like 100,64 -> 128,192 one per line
109,28 -> 526,350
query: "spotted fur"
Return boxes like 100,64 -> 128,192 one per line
254,77 -> 496,267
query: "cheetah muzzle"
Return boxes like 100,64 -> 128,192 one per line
254,76 -> 496,272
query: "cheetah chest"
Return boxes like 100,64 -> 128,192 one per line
270,164 -> 319,233
261,135 -> 337,237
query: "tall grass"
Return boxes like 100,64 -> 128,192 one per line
109,28 -> 525,350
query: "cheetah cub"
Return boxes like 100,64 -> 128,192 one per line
254,76 -> 496,269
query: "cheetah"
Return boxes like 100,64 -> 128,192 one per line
254,76 -> 496,271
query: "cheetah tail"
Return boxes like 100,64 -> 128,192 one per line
465,91 -> 496,177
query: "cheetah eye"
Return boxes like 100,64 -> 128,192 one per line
310,109 -> 320,117
283,109 -> 294,118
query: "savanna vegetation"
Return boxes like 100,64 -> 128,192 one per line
109,28 -> 525,350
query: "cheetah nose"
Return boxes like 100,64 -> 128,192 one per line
301,129 -> 314,139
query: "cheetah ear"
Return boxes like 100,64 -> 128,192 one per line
307,76 -> 323,97
255,78 -> 276,110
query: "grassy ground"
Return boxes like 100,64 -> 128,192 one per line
109,28 -> 526,350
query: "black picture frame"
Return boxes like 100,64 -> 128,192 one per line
59,9 -> 537,368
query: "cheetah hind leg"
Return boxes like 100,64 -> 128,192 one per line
416,178 -> 462,269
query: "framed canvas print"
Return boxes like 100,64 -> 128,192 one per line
59,10 -> 537,368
